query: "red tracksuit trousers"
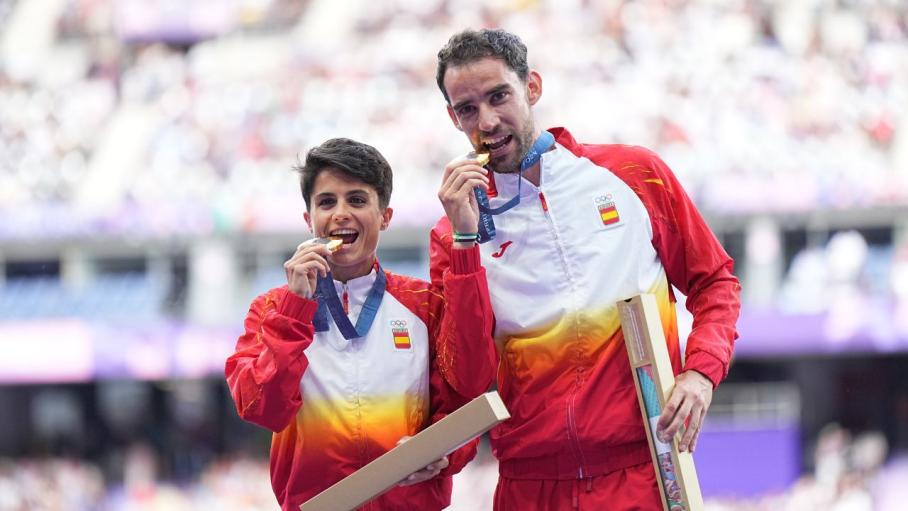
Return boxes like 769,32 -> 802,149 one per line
493,462 -> 663,511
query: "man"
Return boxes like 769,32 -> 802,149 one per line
432,29 -> 741,510
226,138 -> 496,510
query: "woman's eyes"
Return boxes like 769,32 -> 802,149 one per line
318,196 -> 367,207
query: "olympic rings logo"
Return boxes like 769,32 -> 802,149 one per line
390,320 -> 408,328
594,194 -> 614,205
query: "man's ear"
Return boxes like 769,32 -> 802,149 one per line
380,207 -> 394,230
447,105 -> 463,131
526,70 -> 543,106
304,212 -> 313,233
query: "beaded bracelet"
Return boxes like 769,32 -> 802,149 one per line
452,231 -> 479,243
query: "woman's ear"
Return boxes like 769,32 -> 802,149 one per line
380,207 -> 394,230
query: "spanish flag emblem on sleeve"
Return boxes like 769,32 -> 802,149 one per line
390,320 -> 411,349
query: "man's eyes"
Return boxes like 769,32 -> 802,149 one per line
456,93 -> 509,116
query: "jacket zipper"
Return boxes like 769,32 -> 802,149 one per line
538,192 -> 572,276
567,378 -> 588,479
347,280 -> 366,468
538,190 -> 587,479
342,283 -> 349,314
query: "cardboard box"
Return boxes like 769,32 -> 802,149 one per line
618,294 -> 705,511
299,391 -> 510,511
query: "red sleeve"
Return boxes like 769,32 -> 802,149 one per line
428,360 -> 479,477
428,218 -> 453,291
428,219 -> 498,398
623,149 -> 741,387
224,287 -> 319,432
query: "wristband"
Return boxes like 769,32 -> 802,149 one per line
452,231 -> 479,243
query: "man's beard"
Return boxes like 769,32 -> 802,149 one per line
489,124 -> 536,174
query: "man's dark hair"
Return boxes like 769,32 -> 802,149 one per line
436,28 -> 529,104
295,138 -> 393,210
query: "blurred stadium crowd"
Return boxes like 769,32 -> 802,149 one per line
1,0 -> 907,509
1,0 -> 906,237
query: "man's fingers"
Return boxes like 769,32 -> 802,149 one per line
441,159 -> 468,185
442,162 -> 487,183
682,408 -> 706,452
448,169 -> 489,191
445,154 -> 488,173
440,167 -> 488,197
451,177 -> 489,200
690,412 -> 704,453
655,372 -> 714,450
660,397 -> 693,442
678,410 -> 698,451
657,393 -> 682,436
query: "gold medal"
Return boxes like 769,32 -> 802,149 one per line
325,238 -> 343,252
301,237 -> 344,252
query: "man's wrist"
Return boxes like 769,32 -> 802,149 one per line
451,231 -> 479,244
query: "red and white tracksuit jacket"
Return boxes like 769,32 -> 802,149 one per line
226,248 -> 495,511
430,127 -> 741,482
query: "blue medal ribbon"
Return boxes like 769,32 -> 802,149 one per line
477,130 -> 555,215
474,130 -> 555,243
312,265 -> 386,340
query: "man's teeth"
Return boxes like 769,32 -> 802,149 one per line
330,229 -> 357,236
483,135 -> 509,149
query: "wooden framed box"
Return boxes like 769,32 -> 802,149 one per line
617,294 -> 705,511
299,391 -> 510,511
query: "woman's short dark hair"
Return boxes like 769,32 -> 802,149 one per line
295,138 -> 393,210
436,28 -> 529,104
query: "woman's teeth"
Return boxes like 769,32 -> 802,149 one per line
330,230 -> 358,244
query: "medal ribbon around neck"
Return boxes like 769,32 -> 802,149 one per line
478,130 -> 555,216
312,264 -> 386,340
